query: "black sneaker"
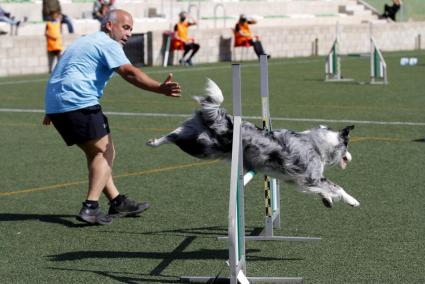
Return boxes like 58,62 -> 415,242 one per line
76,204 -> 112,225
108,195 -> 150,217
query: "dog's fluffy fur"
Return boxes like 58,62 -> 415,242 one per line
147,79 -> 360,208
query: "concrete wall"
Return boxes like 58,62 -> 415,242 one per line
0,0 -> 364,23
1,22 -> 424,77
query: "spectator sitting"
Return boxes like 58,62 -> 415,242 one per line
93,0 -> 115,24
234,14 -> 270,59
174,11 -> 200,66
381,0 -> 401,21
0,4 -> 21,35
45,11 -> 63,73
42,0 -> 74,34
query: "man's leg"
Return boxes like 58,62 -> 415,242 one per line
78,134 -> 150,220
76,134 -> 115,225
78,134 -> 117,201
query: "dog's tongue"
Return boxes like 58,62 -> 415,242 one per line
340,158 -> 348,169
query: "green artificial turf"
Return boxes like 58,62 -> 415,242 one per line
0,51 -> 424,283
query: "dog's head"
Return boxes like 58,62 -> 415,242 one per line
338,125 -> 354,169
316,125 -> 354,169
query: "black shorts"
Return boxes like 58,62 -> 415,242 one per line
48,105 -> 110,146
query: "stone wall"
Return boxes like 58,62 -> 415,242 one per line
1,22 -> 424,77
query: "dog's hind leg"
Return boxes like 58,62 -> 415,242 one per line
300,178 -> 360,208
146,127 -> 183,147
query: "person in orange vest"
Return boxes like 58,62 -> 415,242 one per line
45,11 -> 63,73
234,14 -> 269,59
174,11 -> 200,66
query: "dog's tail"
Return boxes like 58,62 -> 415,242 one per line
193,78 -> 225,123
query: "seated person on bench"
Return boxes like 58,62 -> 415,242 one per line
173,11 -> 200,66
234,14 -> 270,59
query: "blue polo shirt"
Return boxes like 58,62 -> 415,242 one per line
45,31 -> 131,114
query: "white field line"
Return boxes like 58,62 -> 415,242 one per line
1,108 -> 425,127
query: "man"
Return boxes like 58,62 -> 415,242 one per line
43,9 -> 181,225
234,14 -> 269,59
174,11 -> 200,66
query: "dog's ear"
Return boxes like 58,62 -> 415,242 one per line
340,125 -> 354,145
341,125 -> 354,136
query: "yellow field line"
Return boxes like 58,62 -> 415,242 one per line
351,136 -> 406,143
0,135 -> 411,197
0,160 -> 218,197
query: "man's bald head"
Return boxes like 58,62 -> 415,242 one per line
101,9 -> 132,30
102,9 -> 134,47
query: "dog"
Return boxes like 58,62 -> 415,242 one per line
146,79 -> 360,208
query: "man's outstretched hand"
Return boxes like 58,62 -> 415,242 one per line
160,73 -> 182,97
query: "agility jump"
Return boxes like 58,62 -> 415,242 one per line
243,56 -> 321,241
181,56 -> 320,284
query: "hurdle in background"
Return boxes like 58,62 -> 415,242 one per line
163,32 -> 171,67
325,22 -> 388,85
181,60 -> 319,284
325,22 -> 354,82
324,38 -> 342,81
369,23 -> 388,85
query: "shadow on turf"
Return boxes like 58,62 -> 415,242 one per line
48,247 -> 289,262
99,225 -> 266,239
48,267 -> 180,283
48,234 -> 301,276
0,213 -> 90,228
412,138 -> 425,143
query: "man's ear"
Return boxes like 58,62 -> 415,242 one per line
105,21 -> 112,32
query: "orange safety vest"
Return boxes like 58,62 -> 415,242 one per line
175,21 -> 190,43
46,21 -> 63,52
234,22 -> 252,47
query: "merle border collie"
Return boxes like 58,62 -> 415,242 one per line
147,79 -> 360,208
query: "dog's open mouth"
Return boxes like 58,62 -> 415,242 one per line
339,152 -> 352,170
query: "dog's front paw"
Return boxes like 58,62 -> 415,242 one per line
342,193 -> 360,207
321,195 -> 333,208
146,139 -> 158,147
347,197 -> 360,208
321,198 -> 333,208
